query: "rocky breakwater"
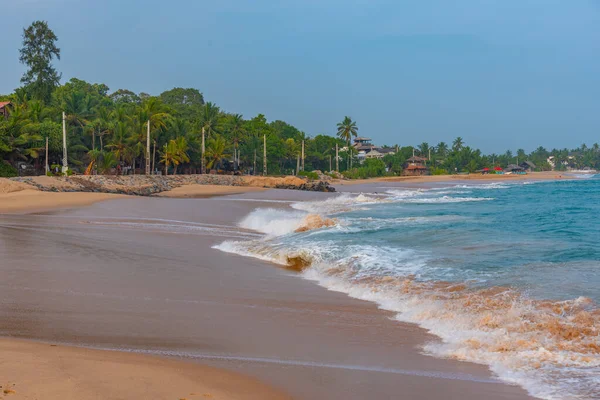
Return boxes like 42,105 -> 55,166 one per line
11,174 -> 335,195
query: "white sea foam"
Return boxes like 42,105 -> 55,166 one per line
291,193 -> 388,214
238,208 -> 308,236
300,262 -> 600,400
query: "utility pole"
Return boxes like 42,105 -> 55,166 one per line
201,127 -> 206,174
45,136 -> 49,174
336,143 -> 339,172
263,134 -> 267,176
146,119 -> 151,175
296,153 -> 300,175
62,112 -> 68,174
301,140 -> 305,171
152,140 -> 156,175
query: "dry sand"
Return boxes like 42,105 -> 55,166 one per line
0,188 -> 125,214
0,338 -> 288,400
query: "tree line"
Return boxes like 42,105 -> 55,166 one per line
2,21 -> 600,178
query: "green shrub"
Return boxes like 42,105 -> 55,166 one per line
298,170 -> 319,180
0,162 -> 17,177
342,158 -> 387,179
430,167 -> 448,175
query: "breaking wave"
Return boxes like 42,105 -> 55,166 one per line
214,179 -> 600,400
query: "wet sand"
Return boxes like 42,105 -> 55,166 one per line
0,190 -> 535,400
158,184 -> 267,198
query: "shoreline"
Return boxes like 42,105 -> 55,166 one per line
0,181 -> 537,399
333,170 -> 571,186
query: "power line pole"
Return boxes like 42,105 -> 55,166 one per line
145,119 -> 151,175
152,140 -> 157,175
336,143 -> 339,172
301,140 -> 305,171
296,153 -> 300,175
201,127 -> 206,174
263,134 -> 267,176
62,112 -> 68,174
45,136 -> 49,175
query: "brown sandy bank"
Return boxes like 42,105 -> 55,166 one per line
334,171 -> 569,186
0,188 -> 125,214
0,338 -> 289,400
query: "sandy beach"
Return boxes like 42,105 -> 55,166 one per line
0,338 -> 289,400
0,176 -> 538,400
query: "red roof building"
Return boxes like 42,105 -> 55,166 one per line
0,101 -> 11,119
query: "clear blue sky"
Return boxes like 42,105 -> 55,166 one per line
2,0 -> 600,153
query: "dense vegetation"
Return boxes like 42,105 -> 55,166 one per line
2,21 -> 600,178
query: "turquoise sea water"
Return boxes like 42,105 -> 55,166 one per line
216,176 -> 600,400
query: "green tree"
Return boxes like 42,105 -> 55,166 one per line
19,21 -> 61,103
205,134 -> 229,170
336,116 -> 358,169
198,102 -> 221,173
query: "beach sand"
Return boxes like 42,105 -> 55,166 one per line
0,186 -> 536,400
0,338 -> 289,400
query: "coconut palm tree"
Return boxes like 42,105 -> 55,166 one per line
336,116 -> 358,169
452,137 -> 464,152
205,134 -> 229,170
436,142 -> 449,159
141,97 -> 170,174
228,113 -> 245,171
198,102 -> 221,174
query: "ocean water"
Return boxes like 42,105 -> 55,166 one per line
215,176 -> 600,400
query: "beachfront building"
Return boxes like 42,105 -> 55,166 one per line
404,156 -> 429,176
353,137 -> 374,152
0,102 -> 11,119
519,161 -> 537,172
353,137 -> 396,163
505,164 -> 526,174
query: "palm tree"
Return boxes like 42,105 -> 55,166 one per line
436,142 -> 449,158
205,134 -> 229,170
160,138 -> 189,175
228,113 -> 245,171
198,102 -> 221,174
141,97 -> 170,174
172,136 -> 189,174
106,121 -> 130,167
336,116 -> 358,169
99,151 -> 118,174
452,137 -> 464,152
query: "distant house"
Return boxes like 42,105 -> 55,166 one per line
519,161 -> 536,172
505,164 -> 526,174
404,156 -> 429,176
0,101 -> 11,119
365,149 -> 384,159
353,138 -> 395,163
353,137 -> 375,154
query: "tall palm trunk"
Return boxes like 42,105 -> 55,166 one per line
201,127 -> 206,174
348,139 -> 351,170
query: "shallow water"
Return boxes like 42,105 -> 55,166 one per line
216,176 -> 600,400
